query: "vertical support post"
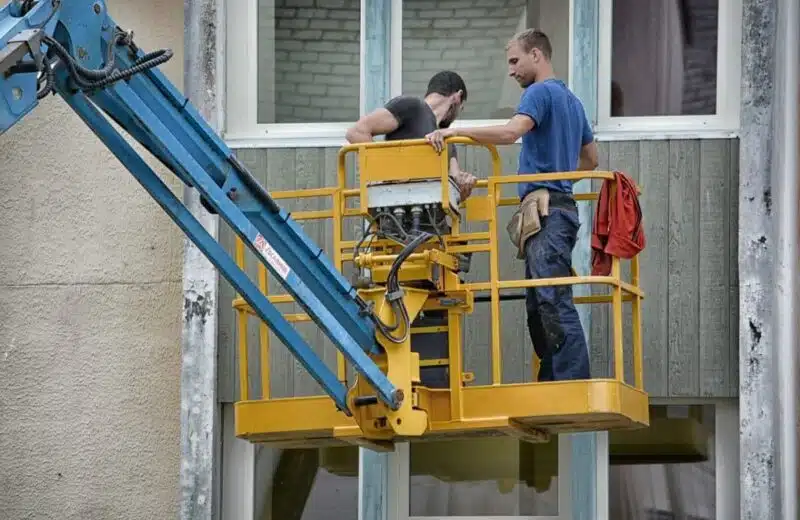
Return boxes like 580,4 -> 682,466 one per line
738,1 -> 780,519
568,0 -> 607,518
772,0 -> 799,516
359,1 -> 393,520
182,1 -> 224,519
716,400 -> 741,520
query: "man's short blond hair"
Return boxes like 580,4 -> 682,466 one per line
506,28 -> 552,60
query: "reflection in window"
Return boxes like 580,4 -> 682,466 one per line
409,437 -> 560,517
257,0 -> 361,124
608,406 -> 716,520
609,0 -> 719,117
254,446 -> 359,520
402,0 -> 571,121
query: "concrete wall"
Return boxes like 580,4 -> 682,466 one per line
0,1 -> 186,518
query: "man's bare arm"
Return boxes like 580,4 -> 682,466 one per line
455,114 -> 534,144
578,140 -> 599,170
425,114 -> 534,152
345,108 -> 400,143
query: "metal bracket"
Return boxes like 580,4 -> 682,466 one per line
0,29 -> 44,76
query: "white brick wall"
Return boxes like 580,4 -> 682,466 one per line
256,0 -> 569,124
259,0 -> 361,124
403,0 -> 533,121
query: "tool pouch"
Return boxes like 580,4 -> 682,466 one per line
506,192 -> 542,260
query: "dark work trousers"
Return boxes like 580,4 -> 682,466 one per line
523,193 -> 591,381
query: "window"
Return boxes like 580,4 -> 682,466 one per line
220,406 -> 361,520
596,0 -> 742,136
225,0 -> 576,146
399,0 -> 572,125
258,446 -> 359,519
607,402 -> 740,520
225,0 -> 363,146
388,436 -> 573,519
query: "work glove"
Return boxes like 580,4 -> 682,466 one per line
506,188 -> 550,259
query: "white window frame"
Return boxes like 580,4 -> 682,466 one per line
595,0 -> 743,140
223,0 -> 367,148
224,0 -> 579,148
388,435 -> 574,520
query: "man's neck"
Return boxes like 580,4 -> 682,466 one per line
424,94 -> 450,125
534,67 -> 557,84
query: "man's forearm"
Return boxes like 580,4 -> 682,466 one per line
578,156 -> 596,170
345,127 -> 373,144
454,126 -> 519,145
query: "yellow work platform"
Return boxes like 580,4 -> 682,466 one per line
231,137 -> 649,450
236,379 -> 648,449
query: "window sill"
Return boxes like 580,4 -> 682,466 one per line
594,128 -> 740,141
224,134 -> 351,149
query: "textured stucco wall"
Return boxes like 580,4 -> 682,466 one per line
0,1 -> 186,518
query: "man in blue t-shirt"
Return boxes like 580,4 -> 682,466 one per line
425,29 -> 599,382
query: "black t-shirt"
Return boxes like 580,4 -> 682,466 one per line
383,95 -> 457,159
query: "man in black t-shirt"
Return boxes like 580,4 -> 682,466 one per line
345,71 -> 477,200
346,71 -> 474,390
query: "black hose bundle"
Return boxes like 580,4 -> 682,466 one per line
370,231 -> 433,344
28,0 -> 172,99
39,28 -> 172,97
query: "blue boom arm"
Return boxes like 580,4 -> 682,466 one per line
0,0 -> 403,414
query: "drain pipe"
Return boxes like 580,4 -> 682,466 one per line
772,0 -> 799,516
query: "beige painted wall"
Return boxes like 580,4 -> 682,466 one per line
0,1 -> 186,518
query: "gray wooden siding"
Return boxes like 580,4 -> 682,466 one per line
218,139 -> 739,402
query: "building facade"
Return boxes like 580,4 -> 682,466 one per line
1,0 -> 796,519
211,0 -> 795,519
215,0 -> 746,518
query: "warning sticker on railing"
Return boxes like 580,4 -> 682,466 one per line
253,234 -> 291,280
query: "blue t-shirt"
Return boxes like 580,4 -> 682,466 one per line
515,78 -> 593,199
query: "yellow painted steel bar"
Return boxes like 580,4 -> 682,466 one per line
487,178 -> 503,385
333,160 -> 346,383
258,263 -> 270,399
631,255 -> 643,390
235,238 -> 248,401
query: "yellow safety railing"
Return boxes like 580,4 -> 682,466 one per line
232,137 -> 645,408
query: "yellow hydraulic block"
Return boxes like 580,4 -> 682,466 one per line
346,286 -> 431,444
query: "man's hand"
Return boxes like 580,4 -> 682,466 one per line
425,128 -> 457,153
451,170 -> 477,201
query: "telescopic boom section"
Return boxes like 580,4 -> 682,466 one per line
0,0 -> 404,415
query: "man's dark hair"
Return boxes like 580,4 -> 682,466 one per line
425,70 -> 468,102
508,28 -> 552,60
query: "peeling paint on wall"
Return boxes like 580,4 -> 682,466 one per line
738,0 -> 778,518
182,1 -> 222,519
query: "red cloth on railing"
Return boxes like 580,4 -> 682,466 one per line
591,170 -> 645,276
